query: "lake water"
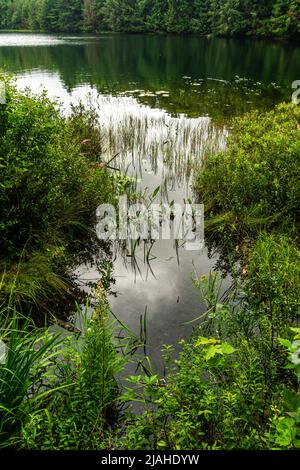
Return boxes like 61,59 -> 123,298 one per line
1,33 -> 299,369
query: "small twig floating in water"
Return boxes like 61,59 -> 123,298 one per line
96,152 -> 121,171
107,152 -> 120,165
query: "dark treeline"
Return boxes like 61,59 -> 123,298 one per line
0,0 -> 299,37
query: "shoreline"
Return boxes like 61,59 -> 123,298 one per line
0,29 -> 298,42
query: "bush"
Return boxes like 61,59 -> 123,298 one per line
269,328 -> 300,449
196,103 -> 300,244
0,78 -> 114,258
121,332 -> 282,450
0,78 -> 115,315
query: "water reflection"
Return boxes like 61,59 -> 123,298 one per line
1,33 -> 299,86
91,94 -> 227,182
72,92 -> 229,369
0,33 -> 296,118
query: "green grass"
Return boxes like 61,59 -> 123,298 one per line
0,279 -> 130,450
0,286 -> 63,447
0,77 -> 116,317
195,102 -> 300,249
17,285 -> 127,450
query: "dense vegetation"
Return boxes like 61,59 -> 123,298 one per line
0,0 -> 299,37
1,74 -> 300,449
196,102 -> 300,246
0,282 -> 126,449
0,77 -> 117,315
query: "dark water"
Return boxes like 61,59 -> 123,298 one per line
2,33 -> 298,82
0,33 -> 297,117
1,33 -> 298,369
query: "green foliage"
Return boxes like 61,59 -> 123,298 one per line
0,301 -> 63,446
0,77 -> 115,315
0,0 -> 299,37
248,233 -> 300,331
186,99 -> 300,451
121,249 -> 300,450
119,200 -> 300,450
0,79 -> 113,258
121,332 -> 278,450
269,329 -> 300,449
196,103 -> 300,245
16,285 -> 125,450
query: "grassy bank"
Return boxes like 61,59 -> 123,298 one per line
0,77 -> 116,318
196,102 -> 300,249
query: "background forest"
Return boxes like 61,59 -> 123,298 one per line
0,0 -> 299,37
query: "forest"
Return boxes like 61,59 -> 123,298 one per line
0,0 -> 299,37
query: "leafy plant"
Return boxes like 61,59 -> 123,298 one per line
196,103 -> 300,248
18,284 -> 126,450
269,329 -> 300,449
0,314 -> 63,446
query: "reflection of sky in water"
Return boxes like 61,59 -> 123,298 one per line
77,242 -> 226,369
0,33 -> 66,47
15,70 -> 230,371
15,72 -> 93,108
0,33 -> 110,47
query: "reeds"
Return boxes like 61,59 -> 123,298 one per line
82,92 -> 227,186
77,92 -> 227,275
0,315 -> 63,445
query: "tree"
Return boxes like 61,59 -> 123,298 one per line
102,0 -> 143,32
1,0 -> 299,37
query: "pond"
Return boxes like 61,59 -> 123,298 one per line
0,32 -> 298,369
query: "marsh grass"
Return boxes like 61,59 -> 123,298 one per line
69,93 -> 225,281
0,291 -> 64,446
84,93 -> 228,185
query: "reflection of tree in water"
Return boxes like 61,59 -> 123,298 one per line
205,236 -> 240,278
0,35 -> 297,118
30,235 -> 115,326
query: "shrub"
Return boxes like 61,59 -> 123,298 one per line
0,78 -> 114,258
268,329 -> 300,449
121,332 -> 281,450
0,77 -> 115,315
196,103 -> 300,244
